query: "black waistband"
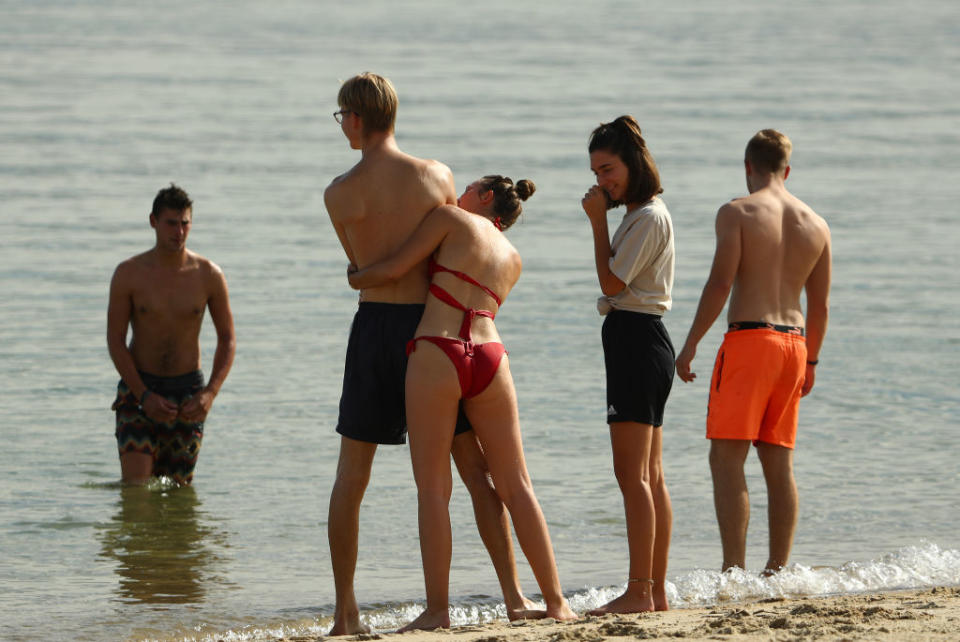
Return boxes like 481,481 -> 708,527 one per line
608,309 -> 664,322
358,302 -> 426,312
138,369 -> 205,393
728,321 -> 805,336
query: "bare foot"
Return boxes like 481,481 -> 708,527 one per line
327,613 -> 370,636
507,596 -> 544,621
546,599 -> 579,622
587,590 -> 654,615
397,608 -> 450,632
653,589 -> 670,612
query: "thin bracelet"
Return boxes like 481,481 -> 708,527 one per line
807,359 -> 819,366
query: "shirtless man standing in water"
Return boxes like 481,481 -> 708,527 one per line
324,72 -> 533,635
675,130 -> 831,574
107,184 -> 235,486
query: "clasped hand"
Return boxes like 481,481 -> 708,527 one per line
581,185 -> 608,222
142,389 -> 213,424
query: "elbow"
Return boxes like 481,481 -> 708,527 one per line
600,272 -> 626,297
809,299 -> 829,323
704,278 -> 733,300
219,332 -> 237,354
601,282 -> 624,297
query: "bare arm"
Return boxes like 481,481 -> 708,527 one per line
324,179 -> 359,265
106,264 -> 178,422
106,265 -> 145,398
801,227 -> 831,396
180,265 -> 236,422
347,207 -> 453,290
582,186 -> 626,297
676,204 -> 742,382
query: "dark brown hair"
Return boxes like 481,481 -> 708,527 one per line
588,115 -> 663,207
477,175 -> 535,230
151,183 -> 192,218
745,129 -> 792,174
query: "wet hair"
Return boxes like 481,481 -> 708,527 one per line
151,183 -> 192,218
745,129 -> 792,174
337,72 -> 398,134
588,115 -> 663,206
477,175 -> 536,230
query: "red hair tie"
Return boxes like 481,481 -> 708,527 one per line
493,216 -> 503,231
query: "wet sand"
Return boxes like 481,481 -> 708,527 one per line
296,586 -> 960,641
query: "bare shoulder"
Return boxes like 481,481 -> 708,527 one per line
324,170 -> 356,212
791,195 -> 831,238
191,251 -> 227,282
412,156 -> 454,192
717,198 -> 748,225
112,251 -> 149,282
422,157 -> 453,180
325,162 -> 371,217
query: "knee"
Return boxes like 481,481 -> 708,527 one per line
648,462 -> 665,489
457,459 -> 494,496
416,477 -> 453,505
331,468 -> 370,504
709,446 -> 741,475
491,474 -> 534,511
614,461 -> 650,493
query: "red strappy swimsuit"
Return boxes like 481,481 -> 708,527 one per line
406,260 -> 507,399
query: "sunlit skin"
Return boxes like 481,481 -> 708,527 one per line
589,149 -> 631,207
346,185 -> 578,632
581,147 -> 673,614
674,144 -> 831,574
106,205 -> 236,485
325,97 -> 537,635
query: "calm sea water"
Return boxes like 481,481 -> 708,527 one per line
2,1 -> 958,639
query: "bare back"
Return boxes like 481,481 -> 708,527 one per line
725,185 -> 829,326
325,141 -> 455,304
418,207 -> 522,344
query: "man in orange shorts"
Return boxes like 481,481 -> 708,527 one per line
675,130 -> 831,574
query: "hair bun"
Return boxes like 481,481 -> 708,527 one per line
515,179 -> 536,201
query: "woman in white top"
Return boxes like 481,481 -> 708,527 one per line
581,115 -> 675,613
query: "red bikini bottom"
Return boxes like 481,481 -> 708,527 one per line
406,336 -> 507,399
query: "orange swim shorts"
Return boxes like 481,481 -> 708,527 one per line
706,324 -> 807,449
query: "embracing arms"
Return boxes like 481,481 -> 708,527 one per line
347,207 -> 454,290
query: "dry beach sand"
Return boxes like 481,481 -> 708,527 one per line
284,586 -> 960,641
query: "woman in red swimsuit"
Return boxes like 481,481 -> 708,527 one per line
348,175 -> 577,630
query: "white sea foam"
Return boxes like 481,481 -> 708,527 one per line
186,542 -> 960,640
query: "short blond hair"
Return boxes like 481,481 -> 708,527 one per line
337,72 -> 398,134
745,129 -> 792,174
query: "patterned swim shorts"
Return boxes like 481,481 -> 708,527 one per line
113,370 -> 205,485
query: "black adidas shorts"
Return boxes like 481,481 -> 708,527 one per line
601,310 -> 675,427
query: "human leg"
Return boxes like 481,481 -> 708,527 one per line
327,436 -> 377,636
756,442 -> 797,573
709,439 -> 752,571
465,359 -> 576,622
588,422 -> 655,615
114,378 -> 157,484
119,452 -> 154,485
451,431 -> 535,619
398,346 -> 461,632
650,426 -> 672,610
